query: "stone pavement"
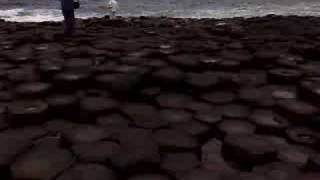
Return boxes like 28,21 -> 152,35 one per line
0,15 -> 320,179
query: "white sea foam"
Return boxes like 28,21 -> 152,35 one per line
0,2 -> 320,22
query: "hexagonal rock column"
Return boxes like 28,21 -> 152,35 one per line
56,163 -> 116,180
222,135 -> 277,166
111,128 -> 160,169
11,145 -> 74,180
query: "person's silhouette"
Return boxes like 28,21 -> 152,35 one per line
60,0 -> 75,36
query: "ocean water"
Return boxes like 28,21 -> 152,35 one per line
0,0 -> 320,22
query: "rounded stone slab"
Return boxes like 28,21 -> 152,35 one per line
161,153 -> 200,173
46,94 -> 80,117
72,141 -> 121,163
286,127 -> 320,146
218,120 -> 256,135
249,109 -> 289,133
38,62 -> 63,78
80,96 -> 120,115
223,135 -> 277,165
44,120 -> 77,134
95,71 -> 145,93
140,87 -> 162,99
97,114 -> 131,128
194,111 -> 223,124
240,173 -> 271,180
54,71 -> 90,91
167,54 -> 199,69
277,147 -> 309,167
234,70 -> 267,87
63,58 -> 93,70
276,100 -> 319,119
0,126 -> 48,142
269,85 -> 297,100
172,120 -> 210,136
14,82 -> 51,98
181,168 -> 221,180
275,99 -> 319,123
185,100 -> 214,113
7,68 -> 39,82
160,109 -> 193,124
156,94 -> 190,109
11,145 -> 74,180
111,128 -> 160,169
220,104 -> 251,119
201,91 -> 236,104
152,67 -> 185,83
122,103 -> 167,129
268,68 -> 303,84
7,100 -> 48,126
127,174 -> 170,180
153,129 -> 198,149
307,154 -> 320,171
253,162 -> 300,180
62,125 -> 111,144
298,173 -> 320,180
299,80 -> 320,105
0,138 -> 31,169
201,138 -> 235,174
238,87 -> 274,107
185,72 -> 219,89
56,163 -> 116,180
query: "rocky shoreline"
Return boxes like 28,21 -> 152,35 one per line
0,15 -> 320,179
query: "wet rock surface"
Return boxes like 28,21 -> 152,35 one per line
1,15 -> 320,179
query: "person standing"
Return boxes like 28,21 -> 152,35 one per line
60,0 -> 76,36
107,0 -> 119,19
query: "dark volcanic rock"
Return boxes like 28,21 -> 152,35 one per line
97,114 -> 131,127
160,109 -> 193,124
46,94 -> 80,118
201,91 -> 236,104
80,96 -> 120,119
201,138 -> 236,173
153,128 -> 198,149
156,93 -> 190,109
286,127 -> 320,146
194,111 -> 223,124
127,174 -> 170,180
249,109 -> 289,133
14,82 -> 51,98
218,119 -> 256,135
268,68 -> 303,84
122,103 -> 167,129
54,70 -> 90,92
299,80 -> 320,105
0,138 -> 31,178
111,128 -> 160,169
57,163 -> 116,180
275,99 -> 318,123
62,125 -> 111,144
72,141 -> 121,163
180,168 -> 221,180
223,135 -> 277,166
152,67 -> 185,84
220,104 -> 251,119
185,71 -> 219,89
161,153 -> 200,174
7,100 -> 48,126
11,145 -> 74,180
239,87 -> 274,107
253,162 -> 300,180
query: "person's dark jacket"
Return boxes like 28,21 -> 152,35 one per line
60,0 -> 74,11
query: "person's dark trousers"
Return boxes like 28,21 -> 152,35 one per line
62,10 -> 75,36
